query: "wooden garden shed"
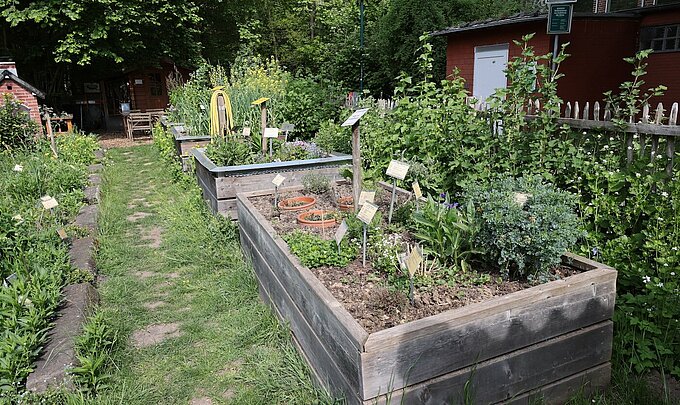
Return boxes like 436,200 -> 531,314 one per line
433,2 -> 680,106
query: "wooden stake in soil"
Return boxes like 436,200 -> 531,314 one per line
413,181 -> 422,212
44,113 -> 58,158
341,108 -> 369,213
252,98 -> 270,155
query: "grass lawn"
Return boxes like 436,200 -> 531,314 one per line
91,145 -> 334,404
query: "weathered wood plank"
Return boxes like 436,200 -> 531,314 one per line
179,140 -> 210,157
240,227 -> 362,404
524,116 -> 680,136
360,268 -> 616,398
502,362 -> 611,405
237,195 -> 368,384
216,166 -> 342,199
368,321 -> 613,405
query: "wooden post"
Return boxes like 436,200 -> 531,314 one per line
261,101 -> 267,154
217,94 -> 226,137
352,121 -> 361,213
44,113 -> 58,158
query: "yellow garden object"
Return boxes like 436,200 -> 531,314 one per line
209,86 -> 234,138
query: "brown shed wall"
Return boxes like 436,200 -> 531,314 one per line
640,9 -> 680,106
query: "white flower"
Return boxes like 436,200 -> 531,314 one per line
643,276 -> 651,283
633,134 -> 639,139
657,217 -> 664,221
627,146 -> 633,150
661,192 -> 669,198
603,145 -> 609,150
582,131 -> 587,135
636,173 -> 641,178
671,272 -> 676,276
657,282 -> 664,288
609,137 -> 615,141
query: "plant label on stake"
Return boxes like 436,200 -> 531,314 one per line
405,246 -> 423,305
357,202 -> 378,267
243,127 -> 251,137
334,220 -> 348,254
272,174 -> 285,207
264,128 -> 279,157
341,108 -> 369,213
341,108 -> 369,128
412,181 -> 422,211
13,164 -> 23,172
386,160 -> 410,224
40,195 -> 59,210
57,228 -> 68,240
358,191 -> 375,207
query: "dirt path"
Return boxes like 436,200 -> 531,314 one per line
94,145 -> 329,404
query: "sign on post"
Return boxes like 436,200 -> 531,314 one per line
341,108 -> 369,127
386,160 -> 410,181
547,1 -> 575,34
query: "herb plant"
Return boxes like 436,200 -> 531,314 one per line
283,230 -> 356,268
301,173 -> 331,194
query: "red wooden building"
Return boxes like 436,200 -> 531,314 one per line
432,1 -> 680,107
0,60 -> 45,127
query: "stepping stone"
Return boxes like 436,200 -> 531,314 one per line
69,237 -> 96,275
189,397 -> 213,405
84,186 -> 99,204
140,226 -> 163,248
88,163 -> 103,173
131,323 -> 181,348
126,212 -> 152,222
94,149 -> 104,160
143,301 -> 166,310
88,173 -> 101,186
75,205 -> 98,232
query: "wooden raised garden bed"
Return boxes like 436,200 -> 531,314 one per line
236,186 -> 617,404
167,124 -> 211,170
192,148 -> 351,218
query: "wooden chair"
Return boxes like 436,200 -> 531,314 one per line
146,108 -> 166,123
126,112 -> 152,140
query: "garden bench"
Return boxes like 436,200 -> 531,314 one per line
126,112 -> 152,140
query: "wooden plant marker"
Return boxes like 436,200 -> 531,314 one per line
251,97 -> 270,155
386,160 -> 410,223
13,164 -> 23,172
243,126 -> 251,137
341,108 -> 370,213
335,220 -> 349,255
57,228 -> 68,240
412,181 -> 422,211
357,202 -> 378,267
264,128 -> 279,157
3,273 -> 17,288
405,246 -> 423,305
358,190 -> 375,207
271,174 -> 285,207
40,195 -> 59,210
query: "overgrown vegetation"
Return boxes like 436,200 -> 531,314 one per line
0,131 -> 98,398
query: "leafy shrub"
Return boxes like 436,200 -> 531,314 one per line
301,173 -> 330,194
279,76 -> 343,139
283,230 -> 356,268
411,194 -> 479,272
0,93 -> 40,150
205,136 -> 256,167
314,120 -> 351,154
56,131 -> 99,165
465,176 -> 583,280
275,141 -> 322,161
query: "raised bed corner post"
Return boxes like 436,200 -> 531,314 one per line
341,108 -> 370,214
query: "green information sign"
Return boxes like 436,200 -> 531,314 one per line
547,4 -> 573,34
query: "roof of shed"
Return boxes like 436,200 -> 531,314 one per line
431,11 -> 638,37
0,70 -> 46,99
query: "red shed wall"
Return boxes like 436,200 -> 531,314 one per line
445,21 -> 550,93
557,18 -> 638,106
1,84 -> 41,126
639,9 -> 680,107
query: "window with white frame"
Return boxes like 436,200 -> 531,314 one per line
640,24 -> 680,52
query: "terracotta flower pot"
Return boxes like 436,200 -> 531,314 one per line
278,196 -> 316,211
297,210 -> 338,228
337,196 -> 354,212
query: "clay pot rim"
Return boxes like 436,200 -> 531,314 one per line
278,196 -> 317,211
297,209 -> 338,227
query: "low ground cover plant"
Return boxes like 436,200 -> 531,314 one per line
0,131 -> 97,397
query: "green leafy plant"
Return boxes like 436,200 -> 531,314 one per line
205,136 -> 256,167
313,119 -> 351,154
282,230 -> 356,268
411,194 -> 479,272
301,173 -> 331,194
465,176 -> 583,280
70,310 -> 116,394
0,93 -> 40,150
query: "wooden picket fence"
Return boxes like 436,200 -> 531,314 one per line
469,98 -> 679,176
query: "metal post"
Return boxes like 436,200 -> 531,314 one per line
351,121 -> 362,213
388,179 -> 397,224
551,34 -> 559,71
362,223 -> 367,267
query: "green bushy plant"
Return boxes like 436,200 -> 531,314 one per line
314,119 -> 351,154
282,230 -> 356,268
275,141 -> 322,162
55,131 -> 98,166
465,176 -> 583,280
71,310 -> 116,394
279,76 -> 343,139
0,93 -> 40,150
205,136 -> 256,167
411,194 -> 479,272
301,173 -> 331,194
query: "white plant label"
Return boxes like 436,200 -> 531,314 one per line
405,246 -> 423,278
243,127 -> 251,136
264,128 -> 279,138
271,174 -> 286,187
357,202 -> 378,225
386,160 -> 410,180
341,108 -> 369,127
334,220 -> 348,246
13,165 -> 23,172
412,181 -> 422,199
40,195 -> 59,210
358,191 -> 375,207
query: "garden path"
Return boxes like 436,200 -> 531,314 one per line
93,145 -> 330,404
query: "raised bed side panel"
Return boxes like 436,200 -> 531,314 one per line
178,140 -> 211,157
237,194 -> 368,400
370,321 -> 613,405
360,265 -> 617,399
195,160 -> 219,213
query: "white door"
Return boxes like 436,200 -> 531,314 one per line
473,44 -> 509,102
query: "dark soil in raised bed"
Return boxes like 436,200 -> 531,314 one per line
250,186 -> 581,333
